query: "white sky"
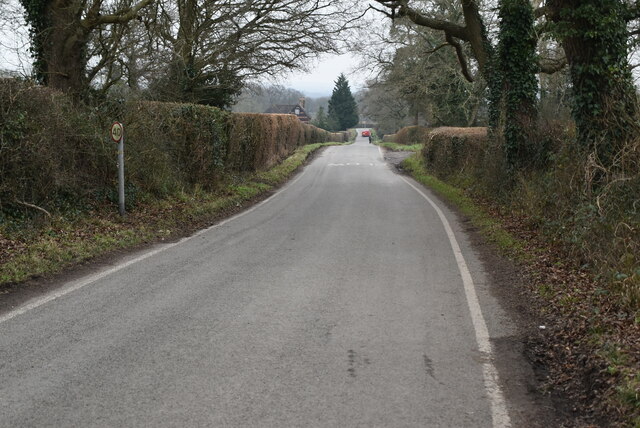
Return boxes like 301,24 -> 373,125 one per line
0,4 -> 30,76
281,53 -> 368,97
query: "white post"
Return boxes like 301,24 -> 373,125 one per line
118,129 -> 125,216
110,122 -> 125,216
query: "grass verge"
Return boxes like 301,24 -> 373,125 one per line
402,155 -> 526,258
401,153 -> 639,427
0,142 -> 344,286
375,141 -> 423,152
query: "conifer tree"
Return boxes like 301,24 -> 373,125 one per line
312,106 -> 330,130
327,74 -> 359,131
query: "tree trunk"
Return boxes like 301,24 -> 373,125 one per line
496,0 -> 539,170
547,0 -> 638,168
43,0 -> 90,95
172,0 -> 198,99
461,0 -> 491,76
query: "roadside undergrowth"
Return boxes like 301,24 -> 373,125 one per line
401,153 -> 639,427
0,142 -> 343,286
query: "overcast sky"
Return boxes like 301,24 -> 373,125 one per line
282,53 -> 368,97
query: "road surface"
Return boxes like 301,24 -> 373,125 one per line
0,131 -> 543,427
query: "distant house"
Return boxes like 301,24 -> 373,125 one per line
265,97 -> 311,123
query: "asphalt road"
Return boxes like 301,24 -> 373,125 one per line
0,131 -> 538,427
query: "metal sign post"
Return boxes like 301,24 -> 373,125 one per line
110,122 -> 125,216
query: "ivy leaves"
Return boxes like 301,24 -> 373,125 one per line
20,0 -> 49,82
549,0 -> 637,166
492,0 -> 539,171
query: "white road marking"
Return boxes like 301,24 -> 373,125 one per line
0,167 -> 310,325
399,175 -> 512,428
328,163 -> 382,167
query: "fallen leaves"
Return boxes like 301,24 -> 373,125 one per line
478,196 -> 640,426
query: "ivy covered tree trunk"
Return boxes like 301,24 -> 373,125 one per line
44,1 -> 91,94
495,0 -> 539,170
547,0 -> 638,168
21,0 -> 90,94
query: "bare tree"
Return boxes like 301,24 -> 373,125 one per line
371,0 -> 492,82
88,13 -> 160,94
19,0 -> 155,95
0,0 -> 31,76
368,37 -> 485,126
358,82 -> 411,134
146,0 -> 366,106
359,2 -> 487,129
370,0 -> 567,80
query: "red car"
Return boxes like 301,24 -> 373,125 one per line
361,130 -> 371,137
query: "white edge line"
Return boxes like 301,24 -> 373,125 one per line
399,175 -> 512,428
0,168 -> 309,325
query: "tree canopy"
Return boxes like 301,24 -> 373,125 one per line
371,0 -> 640,175
16,0 -> 365,101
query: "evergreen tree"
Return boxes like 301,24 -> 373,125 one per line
326,111 -> 341,133
327,74 -> 359,131
312,106 -> 330,130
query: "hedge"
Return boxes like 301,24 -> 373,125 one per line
0,80 -> 338,216
422,127 -> 488,178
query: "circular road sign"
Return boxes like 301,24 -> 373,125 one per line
110,122 -> 124,142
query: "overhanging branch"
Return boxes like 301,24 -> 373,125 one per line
445,33 -> 474,82
84,0 -> 154,28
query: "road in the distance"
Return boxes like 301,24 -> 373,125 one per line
0,131 -> 535,427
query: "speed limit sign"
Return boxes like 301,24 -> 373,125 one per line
110,122 -> 124,142
110,121 -> 126,216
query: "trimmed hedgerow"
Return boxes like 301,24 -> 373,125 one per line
0,80 -> 337,221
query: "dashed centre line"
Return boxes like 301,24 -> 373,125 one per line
328,163 -> 380,167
